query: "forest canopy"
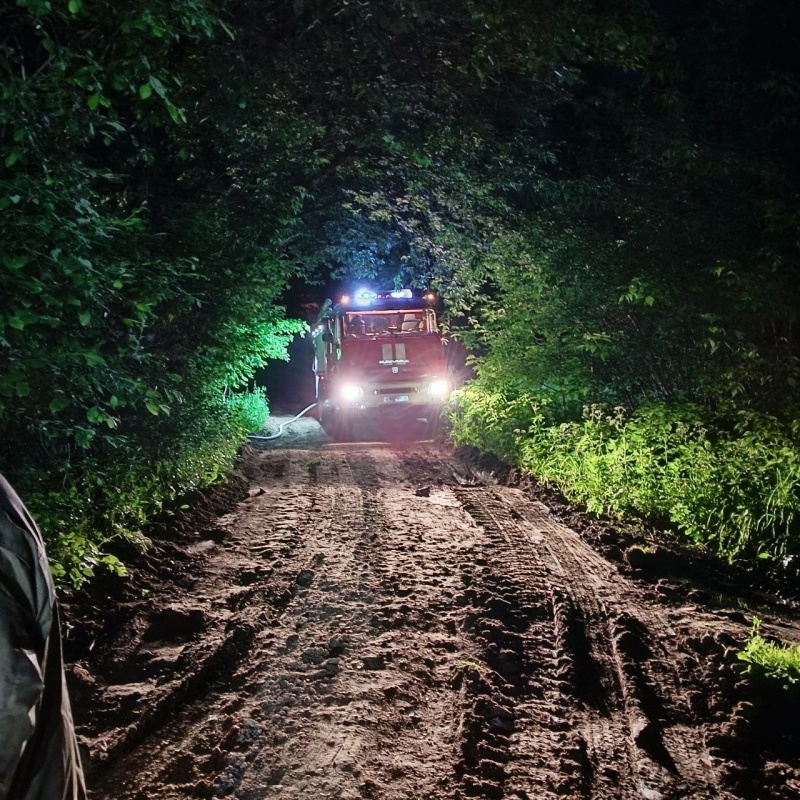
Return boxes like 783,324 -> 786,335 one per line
2,0 -> 799,581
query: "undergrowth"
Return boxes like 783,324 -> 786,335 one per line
224,386 -> 271,434
20,394 -> 262,590
446,381 -> 800,563
738,618 -> 800,691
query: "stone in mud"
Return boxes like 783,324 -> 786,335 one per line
301,647 -> 328,664
296,569 -> 315,587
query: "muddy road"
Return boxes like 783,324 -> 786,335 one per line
64,420 -> 800,799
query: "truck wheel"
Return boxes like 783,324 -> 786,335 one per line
331,413 -> 353,442
318,404 -> 352,442
423,409 -> 443,438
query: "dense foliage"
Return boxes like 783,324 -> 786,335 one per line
447,384 -> 800,561
431,1 -> 800,564
3,0 -> 799,579
1,0 -> 305,585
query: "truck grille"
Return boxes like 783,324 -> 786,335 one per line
374,387 -> 418,395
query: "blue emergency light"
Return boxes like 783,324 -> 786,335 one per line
354,289 -> 378,305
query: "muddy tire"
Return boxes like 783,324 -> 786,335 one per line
320,406 -> 353,441
422,409 -> 443,438
331,413 -> 354,441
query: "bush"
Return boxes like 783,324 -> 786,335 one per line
447,379 -> 800,562
21,396 -> 250,589
224,387 -> 270,433
738,618 -> 800,692
446,381 -> 551,463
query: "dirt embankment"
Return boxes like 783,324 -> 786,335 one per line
63,420 -> 800,799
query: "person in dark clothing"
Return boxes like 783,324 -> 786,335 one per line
0,473 -> 86,800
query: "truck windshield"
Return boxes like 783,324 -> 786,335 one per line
343,309 -> 437,336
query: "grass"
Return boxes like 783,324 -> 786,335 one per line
738,617 -> 800,691
446,382 -> 800,563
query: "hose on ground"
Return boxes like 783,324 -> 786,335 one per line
246,403 -> 318,441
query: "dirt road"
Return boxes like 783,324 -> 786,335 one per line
65,420 -> 800,799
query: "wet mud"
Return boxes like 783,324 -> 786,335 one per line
63,422 -> 800,799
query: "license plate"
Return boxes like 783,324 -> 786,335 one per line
394,395 -> 409,403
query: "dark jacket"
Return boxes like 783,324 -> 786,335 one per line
0,474 -> 86,800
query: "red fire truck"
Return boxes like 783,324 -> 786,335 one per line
311,288 -> 451,435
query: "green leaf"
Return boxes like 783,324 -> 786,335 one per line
74,427 -> 96,448
145,400 -> 161,415
139,83 -> 153,100
79,311 -> 91,326
83,352 -> 106,366
165,99 -> 186,125
68,0 -> 82,13
3,255 -> 29,270
87,93 -> 101,110
8,316 -> 25,330
50,396 -> 70,413
15,310 -> 39,327
4,152 -> 20,168
149,75 -> 167,99
15,381 -> 30,398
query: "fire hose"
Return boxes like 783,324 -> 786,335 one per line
246,402 -> 318,441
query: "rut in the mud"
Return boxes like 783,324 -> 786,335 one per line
67,437 -> 800,800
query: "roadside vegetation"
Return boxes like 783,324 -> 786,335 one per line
436,2 -> 800,569
447,386 -> 800,563
738,618 -> 800,692
2,0 -> 799,583
1,0 -> 306,586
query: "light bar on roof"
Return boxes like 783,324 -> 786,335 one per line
390,289 -> 413,299
354,289 -> 377,305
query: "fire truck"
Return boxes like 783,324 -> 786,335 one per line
311,288 -> 451,434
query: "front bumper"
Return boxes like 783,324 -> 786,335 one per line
331,379 -> 449,412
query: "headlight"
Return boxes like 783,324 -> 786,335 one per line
341,384 -> 363,400
428,379 -> 449,396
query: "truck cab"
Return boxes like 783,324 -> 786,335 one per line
312,289 -> 450,431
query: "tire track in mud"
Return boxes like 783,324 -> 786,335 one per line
87,451 -> 335,795
89,447 -> 477,800
453,486 -> 726,800
81,442 -> 798,800
454,487 -> 594,800
241,448 -> 472,800
508,491 -> 721,799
